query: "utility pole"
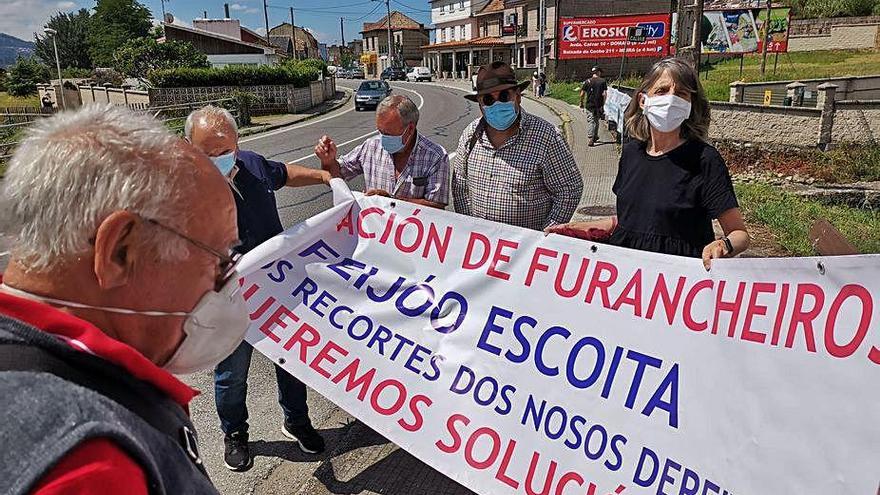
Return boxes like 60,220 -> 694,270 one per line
537,0 -> 545,74
160,0 -> 167,20
760,0 -> 772,75
262,0 -> 271,46
290,7 -> 300,60
675,0 -> 704,69
385,0 -> 393,68
341,17 -> 345,48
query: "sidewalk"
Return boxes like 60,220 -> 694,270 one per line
238,89 -> 352,137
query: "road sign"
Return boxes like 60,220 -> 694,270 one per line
628,26 -> 647,43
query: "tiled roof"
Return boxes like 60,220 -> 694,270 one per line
476,0 -> 505,15
421,36 -> 506,49
362,11 -> 424,32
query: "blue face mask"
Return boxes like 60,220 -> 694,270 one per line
380,127 -> 411,155
483,101 -> 519,131
211,151 -> 237,177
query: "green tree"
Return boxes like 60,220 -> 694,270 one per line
784,0 -> 880,17
88,0 -> 152,67
6,57 -> 51,97
35,9 -> 93,70
0,68 -> 7,92
113,37 -> 209,79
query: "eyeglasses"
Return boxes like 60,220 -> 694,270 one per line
481,89 -> 513,107
144,218 -> 242,291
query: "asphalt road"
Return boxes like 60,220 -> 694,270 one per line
0,80 -> 562,494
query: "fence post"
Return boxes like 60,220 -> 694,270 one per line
728,81 -> 744,103
786,82 -> 806,107
122,87 -> 129,105
816,82 -> 838,150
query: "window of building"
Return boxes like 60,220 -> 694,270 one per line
459,1 -> 464,9
526,46 -> 536,65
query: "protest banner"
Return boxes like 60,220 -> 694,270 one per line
558,14 -> 671,60
238,180 -> 880,495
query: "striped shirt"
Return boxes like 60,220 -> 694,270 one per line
339,134 -> 450,205
451,111 -> 583,230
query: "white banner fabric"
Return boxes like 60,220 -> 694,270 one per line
238,180 -> 880,495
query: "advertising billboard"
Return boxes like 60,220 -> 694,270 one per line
756,7 -> 791,53
558,14 -> 672,60
702,10 -> 759,53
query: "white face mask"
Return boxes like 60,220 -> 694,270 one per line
0,280 -> 249,375
642,94 -> 692,133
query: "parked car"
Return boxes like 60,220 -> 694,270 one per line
337,68 -> 351,78
381,67 -> 407,81
406,66 -> 432,82
355,80 -> 392,111
350,67 -> 366,79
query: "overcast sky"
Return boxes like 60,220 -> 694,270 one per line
0,0 -> 432,44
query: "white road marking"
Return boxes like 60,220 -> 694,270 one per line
284,85 -> 426,163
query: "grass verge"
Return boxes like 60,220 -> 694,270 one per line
721,142 -> 880,183
0,92 -> 40,108
735,182 -> 880,255
548,49 -> 880,102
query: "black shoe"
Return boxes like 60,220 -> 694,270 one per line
282,420 -> 325,454
223,431 -> 253,471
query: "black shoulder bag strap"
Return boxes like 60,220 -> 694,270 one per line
462,119 -> 485,184
0,342 -> 207,474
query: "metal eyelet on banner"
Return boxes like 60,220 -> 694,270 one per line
590,245 -> 598,253
278,357 -> 286,365
817,261 -> 826,275
390,201 -> 397,208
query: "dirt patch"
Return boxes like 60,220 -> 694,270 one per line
742,222 -> 791,258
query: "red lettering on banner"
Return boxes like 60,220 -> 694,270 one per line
525,451 -> 557,495
282,321 -> 319,361
646,274 -> 687,325
260,304 -> 297,343
585,261 -> 619,308
462,232 -> 491,269
336,206 -> 354,234
242,283 -> 260,301
526,247 -> 558,287
397,395 -> 433,432
465,427 -> 502,470
555,472 -> 584,494
870,346 -> 880,365
496,439 -> 520,489
436,413 -> 470,453
331,358 -> 377,401
356,206 -> 383,239
824,284 -> 873,359
712,281 -> 746,338
770,284 -> 791,346
741,282 -> 776,344
555,254 -> 589,298
309,340 -> 349,378
682,280 -> 713,332
488,239 -> 520,281
369,379 -> 408,416
785,283 -> 824,352
249,296 -> 276,321
611,268 -> 643,316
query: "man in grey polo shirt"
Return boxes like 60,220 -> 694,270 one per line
316,95 -> 449,209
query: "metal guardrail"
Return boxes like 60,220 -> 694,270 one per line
0,99 -> 239,163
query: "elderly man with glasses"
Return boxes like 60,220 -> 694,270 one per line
452,61 -> 583,231
0,105 -> 242,494
184,105 -> 328,472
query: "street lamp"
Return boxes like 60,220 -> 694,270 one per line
43,28 -> 66,110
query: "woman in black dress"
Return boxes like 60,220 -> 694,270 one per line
548,57 -> 750,269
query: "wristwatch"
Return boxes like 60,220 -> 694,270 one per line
721,236 -> 734,256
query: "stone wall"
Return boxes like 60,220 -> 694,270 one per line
78,85 -> 150,108
732,75 -> 880,107
148,78 -> 337,116
709,102 -> 822,147
833,100 -> 880,143
788,23 -> 880,52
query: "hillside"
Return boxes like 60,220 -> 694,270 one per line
0,32 -> 36,67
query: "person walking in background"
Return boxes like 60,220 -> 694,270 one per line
316,94 -> 449,209
580,66 -> 608,146
532,71 -> 540,98
453,61 -> 582,231
538,71 -> 548,98
185,105 -> 328,472
549,57 -> 750,269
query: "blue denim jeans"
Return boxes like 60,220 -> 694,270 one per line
214,342 -> 309,435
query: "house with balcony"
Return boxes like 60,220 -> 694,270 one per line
422,0 -> 512,79
361,12 -> 430,77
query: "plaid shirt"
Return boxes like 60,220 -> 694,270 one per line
452,111 -> 583,230
340,134 -> 450,205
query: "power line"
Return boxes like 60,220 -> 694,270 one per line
391,0 -> 431,13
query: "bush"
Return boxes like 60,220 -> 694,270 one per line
114,37 -> 209,79
148,63 -> 321,88
287,58 -> 329,77
61,67 -> 93,79
6,56 -> 51,97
